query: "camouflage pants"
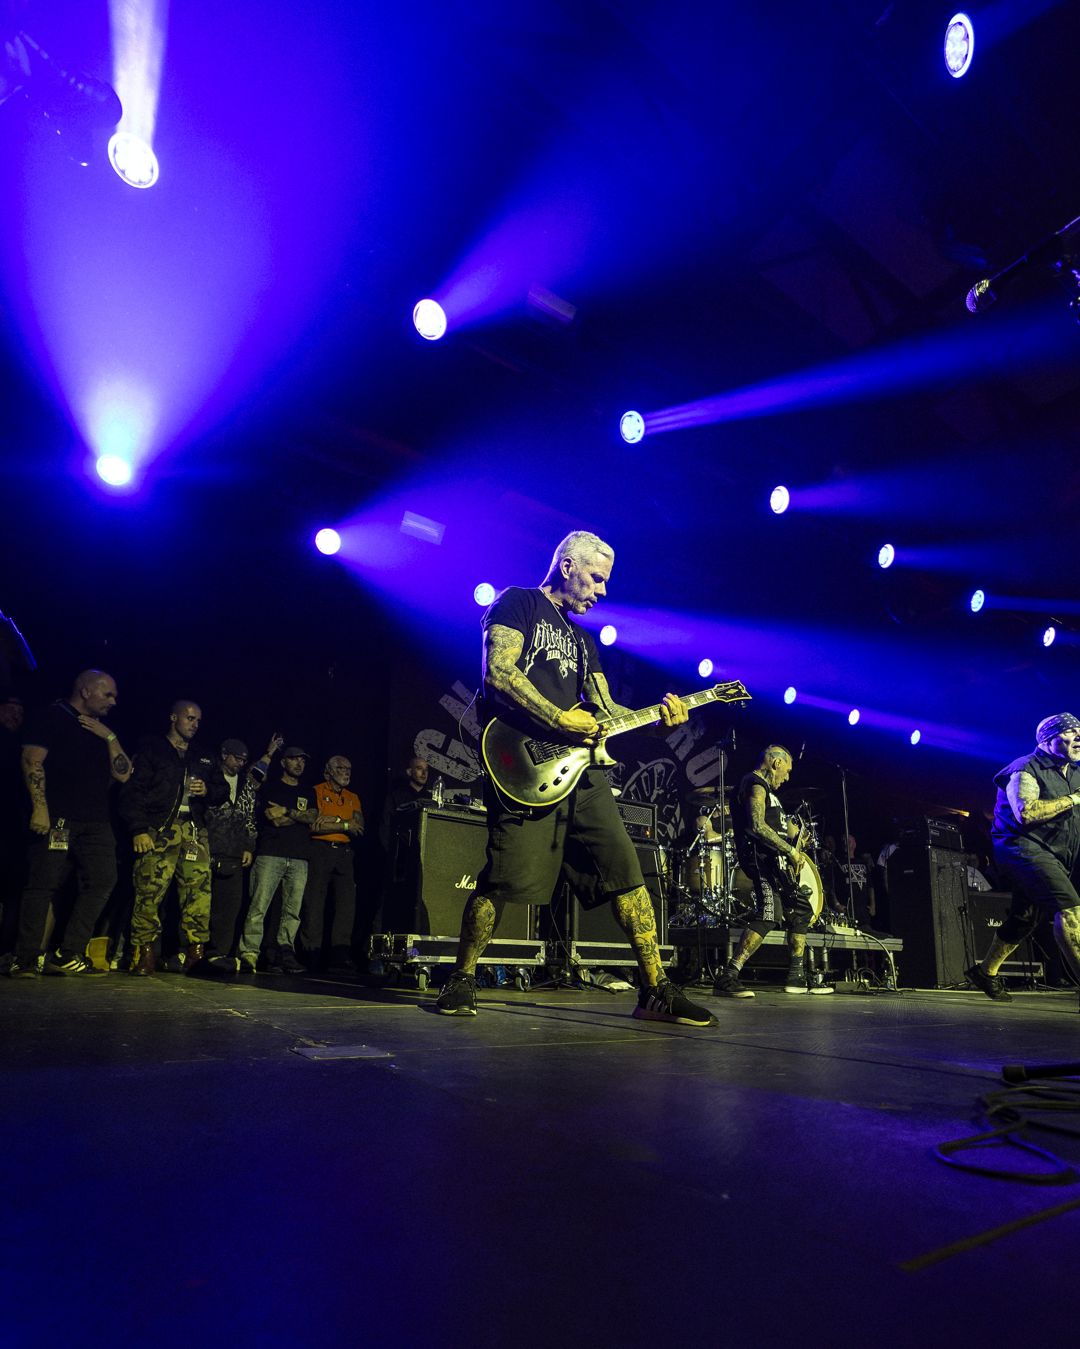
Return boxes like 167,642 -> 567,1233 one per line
131,820 -> 212,945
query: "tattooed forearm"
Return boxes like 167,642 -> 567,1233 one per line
1008,771 -> 1080,826
583,673 -> 631,719
22,750 -> 47,807
485,624 -> 564,729
748,788 -> 797,855
112,753 -> 131,778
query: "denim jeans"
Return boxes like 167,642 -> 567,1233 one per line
238,854 -> 308,962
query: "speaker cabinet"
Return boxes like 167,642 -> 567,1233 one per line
571,841 -> 669,945
965,890 -> 1034,965
384,805 -> 531,938
888,844 -> 969,987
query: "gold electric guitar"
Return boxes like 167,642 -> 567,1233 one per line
481,681 -> 751,809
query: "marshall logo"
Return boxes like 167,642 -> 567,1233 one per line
454,874 -> 476,890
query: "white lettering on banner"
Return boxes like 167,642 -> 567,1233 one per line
665,718 -> 704,761
686,743 -> 728,787
439,680 -> 482,740
414,728 -> 481,782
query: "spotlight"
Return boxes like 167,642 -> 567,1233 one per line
769,485 -> 790,515
412,299 -> 447,341
910,729 -> 922,746
95,454 -> 133,486
473,582 -> 495,606
783,686 -> 797,705
698,658 -> 714,679
107,131 -> 159,188
314,528 -> 341,556
619,411 -> 645,444
944,12 -> 975,79
848,708 -> 860,726
599,625 -> 617,647
1043,625 -> 1057,648
969,588 -> 985,613
877,543 -> 895,570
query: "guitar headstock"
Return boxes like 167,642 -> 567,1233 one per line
711,681 -> 751,704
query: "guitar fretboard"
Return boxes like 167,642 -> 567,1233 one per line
599,682 -> 747,738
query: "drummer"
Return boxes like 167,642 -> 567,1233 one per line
713,744 -> 834,998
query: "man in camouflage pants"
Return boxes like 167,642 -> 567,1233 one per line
120,701 -> 226,975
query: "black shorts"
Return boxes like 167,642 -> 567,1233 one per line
477,768 -> 643,907
741,851 -> 814,935
993,842 -> 1080,941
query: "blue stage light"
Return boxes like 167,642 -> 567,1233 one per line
698,658 -> 714,679
599,624 -> 617,647
910,729 -> 922,745
1043,625 -> 1057,648
944,12 -> 975,78
107,132 -> 159,189
783,686 -> 797,705
619,411 -> 645,444
314,528 -> 341,556
877,543 -> 895,570
970,588 -> 985,613
96,454 -> 133,487
473,582 -> 496,606
769,485 -> 790,515
412,299 -> 447,341
848,708 -> 860,726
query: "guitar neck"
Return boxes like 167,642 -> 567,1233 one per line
600,688 -> 720,739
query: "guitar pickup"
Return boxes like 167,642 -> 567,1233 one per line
524,740 -> 560,766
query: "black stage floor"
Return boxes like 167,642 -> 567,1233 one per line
5,972 -> 1080,1347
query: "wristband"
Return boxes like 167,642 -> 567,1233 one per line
107,734 -> 117,743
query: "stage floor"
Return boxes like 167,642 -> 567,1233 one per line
5,971 -> 1080,1347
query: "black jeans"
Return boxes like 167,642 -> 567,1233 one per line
17,820 -> 118,959
300,843 -> 357,959
209,856 -> 246,956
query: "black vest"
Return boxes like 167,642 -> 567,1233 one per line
991,747 -> 1080,868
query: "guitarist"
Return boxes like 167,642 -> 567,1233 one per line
435,529 -> 715,1026
714,745 -> 833,997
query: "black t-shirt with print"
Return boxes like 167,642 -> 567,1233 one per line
480,586 -> 601,732
255,777 -> 313,860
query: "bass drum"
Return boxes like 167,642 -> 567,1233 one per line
793,856 -> 825,925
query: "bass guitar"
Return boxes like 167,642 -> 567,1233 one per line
481,681 -> 751,809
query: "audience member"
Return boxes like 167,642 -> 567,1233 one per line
0,691 -> 26,956
203,737 -> 261,972
7,670 -> 132,977
301,754 -> 363,972
379,755 -> 431,850
120,700 -> 226,976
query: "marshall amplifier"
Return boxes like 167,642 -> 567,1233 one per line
897,816 -> 964,852
383,804 -> 532,939
616,798 -> 658,842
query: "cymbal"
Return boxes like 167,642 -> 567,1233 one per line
781,785 -> 828,797
687,786 -> 732,799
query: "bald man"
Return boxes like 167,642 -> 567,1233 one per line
7,670 -> 132,977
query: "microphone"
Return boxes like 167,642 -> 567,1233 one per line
966,213 -> 1080,314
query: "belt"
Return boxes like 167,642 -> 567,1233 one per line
314,839 -> 350,849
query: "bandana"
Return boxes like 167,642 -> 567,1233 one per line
1036,713 -> 1080,746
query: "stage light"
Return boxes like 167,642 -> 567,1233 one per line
848,708 -> 860,726
1043,625 -> 1057,648
784,686 -> 797,705
473,582 -> 495,606
314,528 -> 341,556
107,131 -> 159,188
910,729 -> 922,745
944,12 -> 975,78
96,454 -> 133,486
877,543 -> 895,570
619,411 -> 645,444
970,588 -> 985,613
599,624 -> 617,647
412,299 -> 447,341
698,658 -> 714,679
769,485 -> 790,515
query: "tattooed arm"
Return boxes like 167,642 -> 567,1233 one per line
22,745 -> 50,835
747,784 -> 803,862
1007,770 -> 1080,825
484,623 -> 595,736
583,672 -> 632,719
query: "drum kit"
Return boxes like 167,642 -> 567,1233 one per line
667,787 -> 827,928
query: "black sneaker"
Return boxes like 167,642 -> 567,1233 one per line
237,955 -> 259,975
966,963 -> 1013,1002
784,966 -> 809,994
435,970 -> 478,1016
43,952 -> 107,977
5,954 -> 41,978
713,969 -> 755,998
634,978 -> 716,1026
279,951 -> 306,975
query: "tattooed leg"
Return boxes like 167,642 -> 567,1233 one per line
982,935 -> 1020,976
612,886 -> 663,987
730,929 -> 765,968
788,932 -> 807,960
454,894 -> 502,974
1053,906 -> 1080,983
